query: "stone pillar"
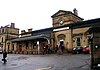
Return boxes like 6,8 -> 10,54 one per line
37,41 -> 40,54
66,29 -> 73,52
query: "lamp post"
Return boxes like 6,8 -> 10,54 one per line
4,24 -> 10,52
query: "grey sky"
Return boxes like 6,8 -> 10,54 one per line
0,0 -> 99,32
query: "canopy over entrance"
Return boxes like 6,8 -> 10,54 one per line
10,35 -> 49,42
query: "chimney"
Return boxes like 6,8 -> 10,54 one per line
28,28 -> 32,32
73,8 -> 78,16
11,23 -> 15,28
21,30 -> 26,34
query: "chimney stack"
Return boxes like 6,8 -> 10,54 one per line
21,30 -> 26,34
11,23 -> 15,28
28,28 -> 32,32
73,8 -> 78,16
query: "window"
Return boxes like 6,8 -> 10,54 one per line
76,37 -> 81,47
26,42 -> 28,49
0,29 -> 1,33
58,34 -> 65,41
2,37 -> 3,42
2,29 -> 4,33
12,44 -> 14,50
8,45 -> 10,51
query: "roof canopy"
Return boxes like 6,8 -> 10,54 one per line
10,34 -> 47,42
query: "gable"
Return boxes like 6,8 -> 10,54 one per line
51,10 -> 83,20
57,11 -> 65,16
51,10 -> 71,18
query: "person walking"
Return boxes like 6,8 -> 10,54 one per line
43,46 -> 46,55
57,45 -> 62,55
49,45 -> 53,54
2,50 -> 7,64
55,45 -> 58,53
61,45 -> 64,53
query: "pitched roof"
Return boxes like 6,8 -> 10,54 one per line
53,18 -> 100,29
10,34 -> 45,42
20,27 -> 53,35
88,25 -> 100,33
51,10 -> 83,20
71,18 -> 100,29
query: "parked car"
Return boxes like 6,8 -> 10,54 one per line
82,46 -> 89,54
72,47 -> 83,54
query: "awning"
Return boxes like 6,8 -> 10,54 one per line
10,35 -> 45,42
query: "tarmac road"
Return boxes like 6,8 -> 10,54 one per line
0,54 -> 92,70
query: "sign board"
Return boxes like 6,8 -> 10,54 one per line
53,27 -> 69,32
37,41 -> 39,45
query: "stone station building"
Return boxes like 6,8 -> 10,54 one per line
0,9 -> 100,54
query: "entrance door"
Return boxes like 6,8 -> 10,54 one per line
58,34 -> 65,53
60,40 -> 65,53
58,34 -> 65,46
60,40 -> 64,46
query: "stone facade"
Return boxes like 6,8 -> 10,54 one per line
10,28 -> 53,54
1,9 -> 100,54
0,23 -> 19,52
51,10 -> 83,52
72,27 -> 90,48
52,10 -> 83,28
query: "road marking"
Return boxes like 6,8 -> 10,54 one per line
36,67 -> 52,70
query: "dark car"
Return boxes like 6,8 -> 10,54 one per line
72,47 -> 83,54
82,46 -> 89,54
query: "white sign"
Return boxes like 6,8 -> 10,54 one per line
37,41 -> 39,45
53,27 -> 69,32
60,39 -> 64,42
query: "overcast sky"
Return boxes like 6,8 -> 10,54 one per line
0,0 -> 100,32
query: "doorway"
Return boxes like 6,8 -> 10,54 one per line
60,40 -> 64,46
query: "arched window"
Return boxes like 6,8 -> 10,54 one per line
57,34 -> 65,41
12,44 -> 14,50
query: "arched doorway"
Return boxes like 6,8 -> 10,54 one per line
34,37 -> 50,54
58,34 -> 65,45
57,34 -> 66,53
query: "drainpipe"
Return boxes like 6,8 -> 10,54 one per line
70,26 -> 73,53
